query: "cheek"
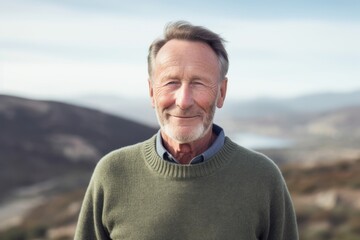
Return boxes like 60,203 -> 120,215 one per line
153,89 -> 175,108
195,88 -> 219,108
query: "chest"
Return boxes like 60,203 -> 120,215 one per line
103,177 -> 267,240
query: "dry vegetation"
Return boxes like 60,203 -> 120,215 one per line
0,190 -> 85,240
284,158 -> 360,240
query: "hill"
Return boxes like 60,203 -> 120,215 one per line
283,158 -> 360,240
221,89 -> 360,119
0,94 -> 157,196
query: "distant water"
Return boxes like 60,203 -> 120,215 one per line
230,132 -> 293,150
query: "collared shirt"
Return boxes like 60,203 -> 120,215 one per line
156,124 -> 225,165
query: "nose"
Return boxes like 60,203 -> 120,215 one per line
175,84 -> 194,110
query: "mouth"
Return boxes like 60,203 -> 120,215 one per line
170,114 -> 200,119
165,110 -> 202,120
173,115 -> 197,118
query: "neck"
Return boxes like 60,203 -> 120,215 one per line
161,129 -> 216,165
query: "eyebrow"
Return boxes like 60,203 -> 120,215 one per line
159,72 -> 210,81
159,73 -> 179,81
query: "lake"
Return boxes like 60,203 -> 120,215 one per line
230,132 -> 293,150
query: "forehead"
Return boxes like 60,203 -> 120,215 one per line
154,39 -> 220,77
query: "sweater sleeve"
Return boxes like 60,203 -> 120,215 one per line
74,162 -> 111,240
266,173 -> 299,240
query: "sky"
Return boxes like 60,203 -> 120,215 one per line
1,0 -> 359,101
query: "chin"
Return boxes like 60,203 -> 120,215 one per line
163,124 -> 208,143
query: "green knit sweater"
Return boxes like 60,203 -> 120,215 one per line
75,135 -> 298,240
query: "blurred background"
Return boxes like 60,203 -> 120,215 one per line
1,0 -> 360,239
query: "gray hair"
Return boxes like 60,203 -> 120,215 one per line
147,21 -> 229,79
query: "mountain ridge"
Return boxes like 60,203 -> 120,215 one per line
58,89 -> 360,125
0,94 -> 157,199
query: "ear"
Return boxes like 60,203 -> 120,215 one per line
148,79 -> 155,108
216,78 -> 228,108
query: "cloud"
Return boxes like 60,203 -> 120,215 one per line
1,62 -> 148,99
217,19 -> 360,98
0,0 -> 359,100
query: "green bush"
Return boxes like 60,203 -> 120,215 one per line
28,225 -> 47,238
0,227 -> 27,240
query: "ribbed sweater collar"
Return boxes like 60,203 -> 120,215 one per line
143,135 -> 238,179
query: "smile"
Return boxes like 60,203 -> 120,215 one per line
171,115 -> 199,119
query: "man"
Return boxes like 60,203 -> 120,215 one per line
75,21 -> 299,240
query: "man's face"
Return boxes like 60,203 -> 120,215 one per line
149,39 -> 227,143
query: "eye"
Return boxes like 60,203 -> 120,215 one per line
192,80 -> 205,86
162,80 -> 180,88
164,79 -> 180,86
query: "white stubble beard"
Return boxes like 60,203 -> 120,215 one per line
154,101 -> 217,144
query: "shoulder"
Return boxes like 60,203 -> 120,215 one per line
226,137 -> 285,182
92,136 -> 155,179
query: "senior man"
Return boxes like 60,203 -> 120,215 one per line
75,21 -> 299,240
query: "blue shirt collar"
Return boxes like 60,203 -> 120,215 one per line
156,124 -> 225,165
